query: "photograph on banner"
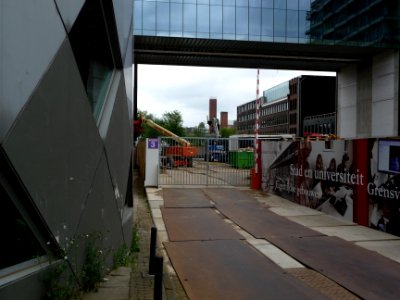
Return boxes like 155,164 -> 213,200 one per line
368,138 -> 400,236
262,139 -> 360,221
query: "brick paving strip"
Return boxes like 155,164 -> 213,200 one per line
82,170 -> 187,300
130,171 -> 188,300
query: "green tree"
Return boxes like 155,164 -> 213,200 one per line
192,122 -> 206,137
220,127 -> 236,138
138,109 -> 186,138
160,110 -> 185,137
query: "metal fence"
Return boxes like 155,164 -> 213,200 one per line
158,137 -> 255,186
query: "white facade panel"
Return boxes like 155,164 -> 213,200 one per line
113,0 -> 133,60
338,66 -> 357,109
372,99 -> 396,137
372,50 -> 399,137
338,106 -> 357,138
373,74 -> 395,102
55,0 -> 85,31
0,0 -> 66,140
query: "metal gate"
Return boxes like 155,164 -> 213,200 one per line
158,137 -> 254,186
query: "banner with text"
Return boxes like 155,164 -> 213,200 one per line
261,138 -> 400,236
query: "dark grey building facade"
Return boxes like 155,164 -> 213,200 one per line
236,75 -> 336,136
0,1 -> 133,298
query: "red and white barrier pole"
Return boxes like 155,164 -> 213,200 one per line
252,69 -> 261,189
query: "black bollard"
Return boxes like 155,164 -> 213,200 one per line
154,255 -> 164,300
149,226 -> 157,275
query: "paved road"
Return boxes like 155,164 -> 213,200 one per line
148,187 -> 400,300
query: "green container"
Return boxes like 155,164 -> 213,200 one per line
229,150 -> 254,169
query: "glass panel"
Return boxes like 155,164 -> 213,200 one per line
237,0 -> 248,7
157,2 -> 170,32
274,9 -> 286,38
0,185 -> 45,269
262,0 -> 273,8
287,0 -> 298,10
171,3 -> 183,32
223,6 -> 235,34
133,1 -> 143,30
183,4 -> 196,33
210,5 -> 222,34
143,2 -> 156,31
249,7 -> 261,36
299,0 -> 310,10
87,63 -> 113,119
198,4 -> 210,33
287,10 -> 298,38
210,0 -> 222,4
236,7 -> 248,35
198,0 -> 209,4
224,0 -> 235,6
274,0 -> 286,9
249,0 -> 261,8
261,8 -> 273,37
299,10 -> 308,39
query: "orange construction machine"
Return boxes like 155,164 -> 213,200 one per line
137,115 -> 197,167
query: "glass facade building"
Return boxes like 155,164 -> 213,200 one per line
262,81 -> 289,104
134,0 -> 399,48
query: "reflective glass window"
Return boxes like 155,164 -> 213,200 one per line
237,0 -> 248,7
274,0 -> 286,9
261,8 -> 273,37
70,0 -> 115,120
250,0 -> 261,8
198,4 -> 210,33
171,3 -> 183,32
287,0 -> 298,10
262,0 -> 273,8
299,0 -> 310,10
237,7 -> 249,35
274,9 -> 286,38
157,2 -> 170,32
210,0 -> 222,4
225,0 -> 235,6
249,8 -> 261,36
0,185 -> 45,270
287,10 -> 298,38
198,0 -> 209,4
210,5 -> 222,34
143,2 -> 156,30
223,6 -> 235,34
184,0 -> 196,3
299,10 -> 308,39
183,4 -> 196,33
134,1 -> 143,31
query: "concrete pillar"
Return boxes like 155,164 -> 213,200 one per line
338,65 -> 358,138
337,50 -> 399,138
371,50 -> 399,137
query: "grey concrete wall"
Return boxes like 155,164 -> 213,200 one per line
337,50 -> 399,138
371,50 -> 399,137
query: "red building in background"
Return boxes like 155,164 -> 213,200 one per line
220,111 -> 228,128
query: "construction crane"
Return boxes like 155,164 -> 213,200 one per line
138,115 -> 197,167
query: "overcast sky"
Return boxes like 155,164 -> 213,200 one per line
137,64 -> 335,128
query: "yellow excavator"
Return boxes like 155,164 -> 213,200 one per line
137,115 -> 197,167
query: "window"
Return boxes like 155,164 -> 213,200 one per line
0,152 -> 51,276
69,0 -> 116,120
0,185 -> 45,270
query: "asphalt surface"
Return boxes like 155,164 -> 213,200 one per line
83,173 -> 400,300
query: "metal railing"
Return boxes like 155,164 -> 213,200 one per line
158,137 -> 254,186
